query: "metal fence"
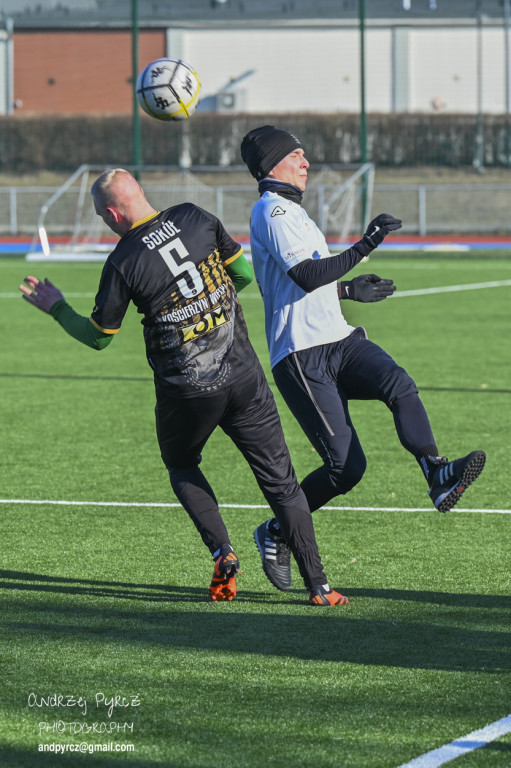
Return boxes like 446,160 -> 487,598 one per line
2,181 -> 511,240
373,184 -> 511,236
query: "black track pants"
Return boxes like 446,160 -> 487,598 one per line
155,362 -> 327,588
273,328 -> 435,511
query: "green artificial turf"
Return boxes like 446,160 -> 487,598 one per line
0,254 -> 509,768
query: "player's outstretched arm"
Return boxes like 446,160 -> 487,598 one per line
287,214 -> 402,294
19,275 -> 113,351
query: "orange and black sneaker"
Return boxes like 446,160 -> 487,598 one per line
209,545 -> 240,603
309,584 -> 349,606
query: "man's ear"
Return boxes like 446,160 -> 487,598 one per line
106,206 -> 121,223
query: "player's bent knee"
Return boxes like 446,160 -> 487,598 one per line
386,371 -> 418,409
327,456 -> 366,495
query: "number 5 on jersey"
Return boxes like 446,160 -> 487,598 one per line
159,237 -> 204,298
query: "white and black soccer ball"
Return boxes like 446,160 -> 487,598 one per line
136,58 -> 201,121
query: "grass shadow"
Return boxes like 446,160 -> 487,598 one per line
1,570 -> 509,673
0,745 -> 183,768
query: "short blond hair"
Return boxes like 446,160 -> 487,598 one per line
91,168 -> 130,206
91,168 -> 145,218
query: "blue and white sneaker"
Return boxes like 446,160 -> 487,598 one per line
428,450 -> 486,512
253,520 -> 291,591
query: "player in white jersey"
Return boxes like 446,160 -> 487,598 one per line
241,125 -> 486,591
249,188 -> 354,367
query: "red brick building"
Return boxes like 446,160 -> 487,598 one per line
14,29 -> 165,115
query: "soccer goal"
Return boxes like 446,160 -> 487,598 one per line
26,164 -> 113,262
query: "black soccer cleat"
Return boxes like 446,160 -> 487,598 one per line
428,450 -> 486,512
253,520 -> 291,591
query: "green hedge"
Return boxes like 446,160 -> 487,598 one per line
1,112 -> 511,172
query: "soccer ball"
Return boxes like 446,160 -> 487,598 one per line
136,58 -> 201,121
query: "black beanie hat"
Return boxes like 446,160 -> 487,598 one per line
240,125 -> 303,181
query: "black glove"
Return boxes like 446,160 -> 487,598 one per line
339,274 -> 396,302
363,213 -> 402,248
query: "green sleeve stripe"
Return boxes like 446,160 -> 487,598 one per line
224,253 -> 254,293
50,300 -> 114,351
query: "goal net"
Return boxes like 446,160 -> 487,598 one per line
307,163 -> 375,249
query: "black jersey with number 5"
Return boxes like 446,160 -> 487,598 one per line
90,203 -> 258,396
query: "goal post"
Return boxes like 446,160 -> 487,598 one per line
310,162 -> 375,249
27,164 -> 114,262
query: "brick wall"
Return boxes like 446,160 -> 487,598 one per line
14,29 -> 166,115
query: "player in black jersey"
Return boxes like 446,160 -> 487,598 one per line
20,168 -> 348,606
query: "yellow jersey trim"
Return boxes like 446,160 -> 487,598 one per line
223,247 -> 244,267
131,211 -> 161,230
89,317 -> 120,335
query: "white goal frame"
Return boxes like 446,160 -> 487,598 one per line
311,162 -> 375,248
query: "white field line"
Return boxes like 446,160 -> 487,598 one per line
392,279 -> 511,298
0,499 -> 509,514
396,714 -> 511,768
234,280 -> 511,299
2,280 -> 511,301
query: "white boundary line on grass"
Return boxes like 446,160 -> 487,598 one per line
0,499 -> 509,514
2,280 -> 511,301
207,280 -> 511,299
396,714 -> 511,767
392,279 -> 511,298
